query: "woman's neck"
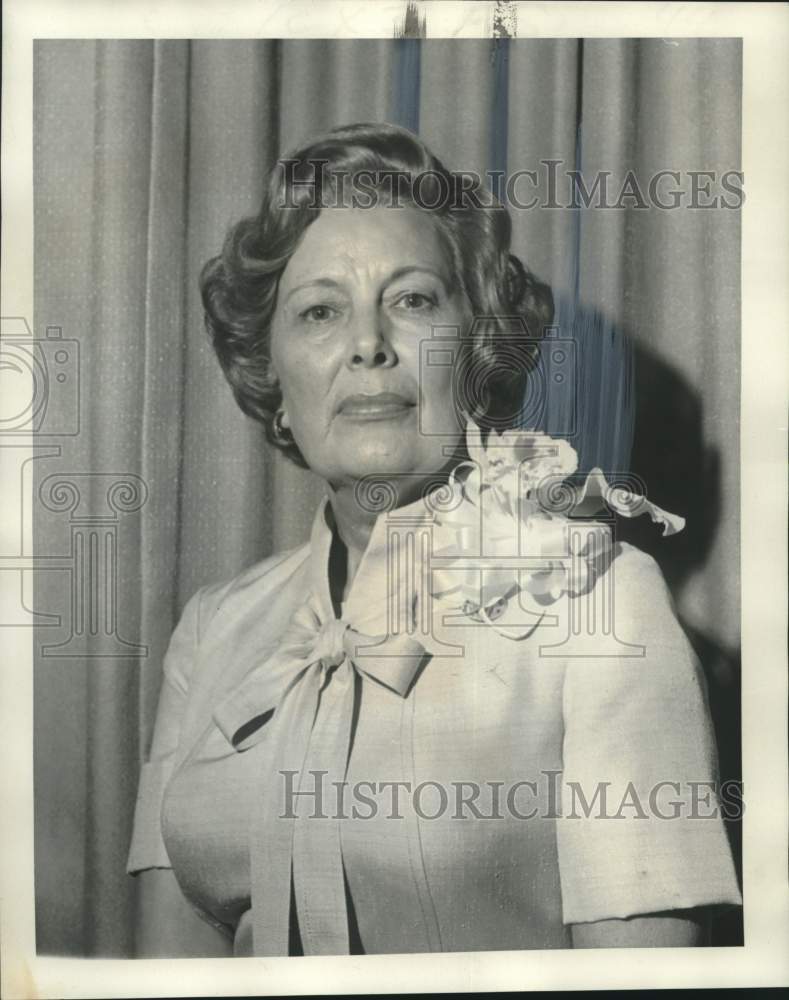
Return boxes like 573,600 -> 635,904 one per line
326,460 -> 460,606
326,484 -> 378,596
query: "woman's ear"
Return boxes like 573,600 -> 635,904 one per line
269,368 -> 289,427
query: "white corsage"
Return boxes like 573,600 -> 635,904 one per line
428,421 -> 685,639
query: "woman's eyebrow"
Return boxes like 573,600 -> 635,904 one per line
386,265 -> 448,289
282,277 -> 344,305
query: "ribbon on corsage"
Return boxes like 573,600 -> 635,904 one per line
428,421 -> 685,640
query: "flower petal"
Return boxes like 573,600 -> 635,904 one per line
574,468 -> 686,536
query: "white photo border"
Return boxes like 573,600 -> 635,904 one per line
2,2 -> 787,996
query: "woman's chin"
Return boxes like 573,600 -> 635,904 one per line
324,443 -> 446,485
341,450 -> 430,480
301,419 -> 461,487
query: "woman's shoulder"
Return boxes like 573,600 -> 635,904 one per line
585,537 -> 670,593
186,541 -> 312,646
561,537 -> 707,710
577,538 -> 680,645
610,539 -> 671,589
162,541 -> 314,746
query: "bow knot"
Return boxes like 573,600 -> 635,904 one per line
313,617 -> 350,668
210,591 -> 429,956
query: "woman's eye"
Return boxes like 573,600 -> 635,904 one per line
393,291 -> 437,311
299,303 -> 338,323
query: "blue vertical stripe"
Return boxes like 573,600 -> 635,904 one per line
566,40 -> 634,475
391,39 -> 421,132
571,40 -> 584,308
489,37 -> 509,203
522,39 -> 634,475
388,35 -> 634,476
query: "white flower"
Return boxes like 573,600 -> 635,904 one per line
465,422 -> 579,511
428,420 -> 686,640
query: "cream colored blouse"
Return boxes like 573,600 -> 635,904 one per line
127,489 -> 742,955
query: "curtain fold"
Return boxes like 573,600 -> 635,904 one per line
138,40 -> 191,752
33,37 -> 742,956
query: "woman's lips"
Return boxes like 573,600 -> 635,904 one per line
336,392 -> 415,421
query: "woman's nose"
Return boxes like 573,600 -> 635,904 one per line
346,310 -> 397,369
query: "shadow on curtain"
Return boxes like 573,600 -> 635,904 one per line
32,37 -> 742,955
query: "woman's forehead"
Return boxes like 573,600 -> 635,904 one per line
281,203 -> 451,284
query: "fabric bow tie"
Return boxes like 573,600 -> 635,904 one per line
213,592 -> 427,956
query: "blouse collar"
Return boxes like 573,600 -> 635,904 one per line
307,485 -> 442,636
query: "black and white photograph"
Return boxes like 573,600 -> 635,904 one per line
1,1 -> 787,995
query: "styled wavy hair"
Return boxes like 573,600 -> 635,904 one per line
200,121 -> 554,467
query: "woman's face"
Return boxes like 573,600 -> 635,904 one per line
270,203 -> 469,489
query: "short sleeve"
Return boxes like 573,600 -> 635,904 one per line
126,588 -> 204,875
556,545 -> 742,925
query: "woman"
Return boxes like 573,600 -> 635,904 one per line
127,122 -> 741,956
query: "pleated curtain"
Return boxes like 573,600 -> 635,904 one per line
33,37 -> 742,955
